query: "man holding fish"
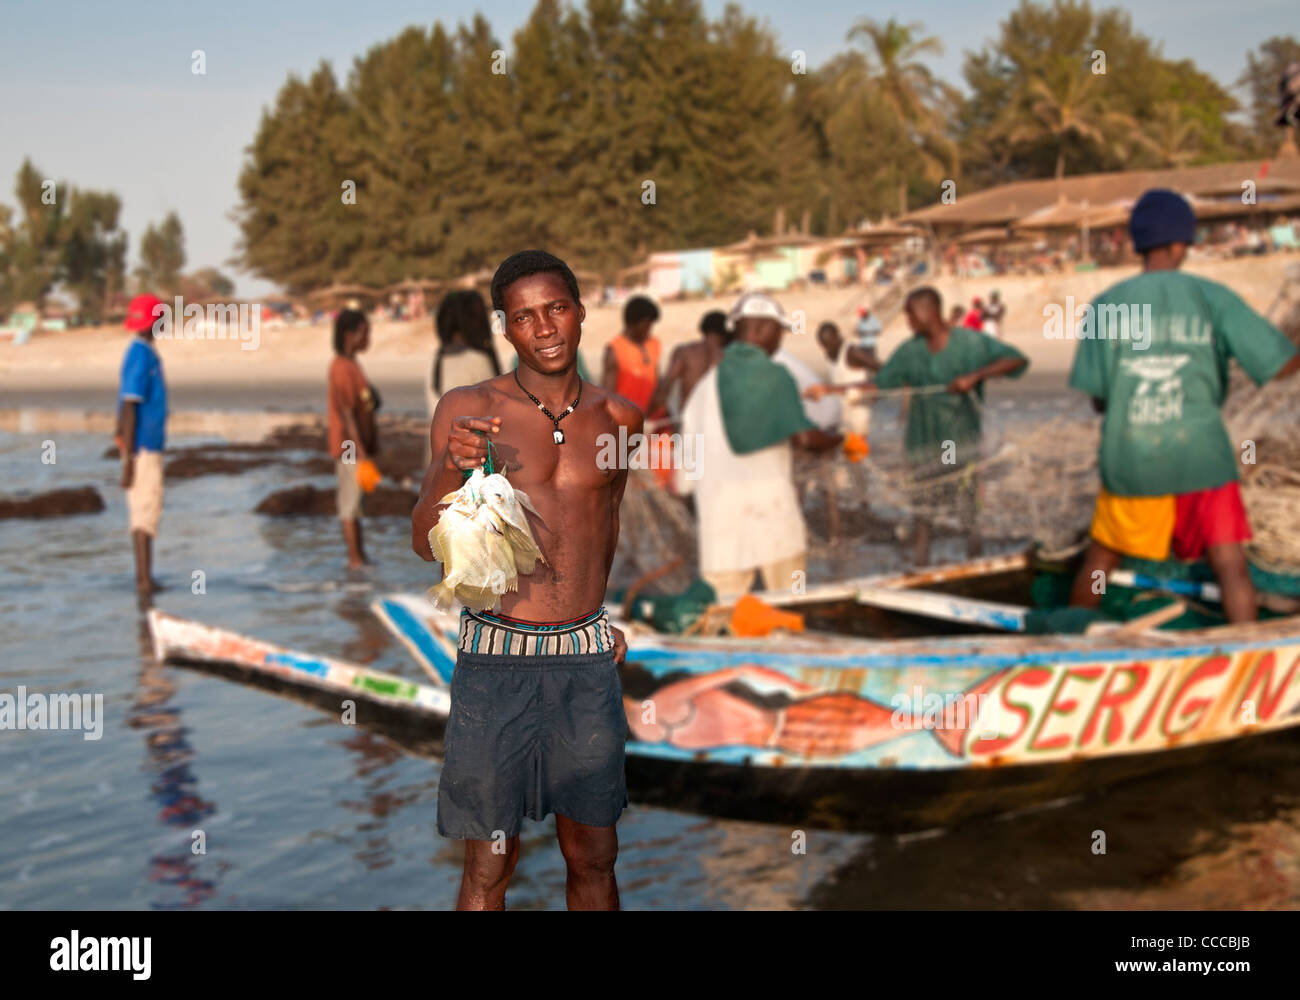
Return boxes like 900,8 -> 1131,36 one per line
412,249 -> 641,911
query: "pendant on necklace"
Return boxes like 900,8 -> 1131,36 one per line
553,429 -> 565,445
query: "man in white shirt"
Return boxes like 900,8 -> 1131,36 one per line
677,294 -> 841,598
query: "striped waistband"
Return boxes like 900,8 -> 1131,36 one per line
458,607 -> 613,657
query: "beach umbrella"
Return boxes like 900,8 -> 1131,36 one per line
846,220 -> 923,245
1015,198 -> 1132,260
719,231 -> 789,261
306,283 -> 385,305
954,227 -> 1012,245
1014,198 -> 1096,230
387,277 -> 443,295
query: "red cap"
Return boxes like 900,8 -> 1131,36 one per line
125,293 -> 165,332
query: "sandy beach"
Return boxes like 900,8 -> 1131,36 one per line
3,255 -> 1293,421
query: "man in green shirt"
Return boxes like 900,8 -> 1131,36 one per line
809,286 -> 1028,565
1067,188 -> 1300,622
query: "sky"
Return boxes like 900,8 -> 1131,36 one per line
1,0 -> 1291,298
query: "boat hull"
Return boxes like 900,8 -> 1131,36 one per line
149,578 -> 1300,833
373,592 -> 1300,830
148,610 -> 451,730
625,726 -> 1300,831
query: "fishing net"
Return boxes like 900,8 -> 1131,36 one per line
617,266 -> 1300,585
1226,268 -> 1300,574
790,405 -> 1101,559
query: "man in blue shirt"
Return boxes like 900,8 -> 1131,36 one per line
116,293 -> 169,598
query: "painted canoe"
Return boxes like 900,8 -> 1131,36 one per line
147,610 -> 451,735
372,553 -> 1300,830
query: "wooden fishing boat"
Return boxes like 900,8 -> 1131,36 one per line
147,610 -> 450,742
372,551 -> 1300,831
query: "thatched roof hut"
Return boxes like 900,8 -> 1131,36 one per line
902,151 -> 1300,236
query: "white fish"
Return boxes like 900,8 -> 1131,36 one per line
479,473 -> 546,574
426,469 -> 546,611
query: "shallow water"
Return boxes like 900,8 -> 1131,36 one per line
2,423 -> 1299,910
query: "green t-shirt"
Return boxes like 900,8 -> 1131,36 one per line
716,341 -> 816,454
875,327 -> 1028,468
1068,271 -> 1296,496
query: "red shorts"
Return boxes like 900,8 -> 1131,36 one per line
1091,480 -> 1252,561
1171,480 -> 1253,560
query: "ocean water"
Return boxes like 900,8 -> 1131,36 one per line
2,426 -> 1299,910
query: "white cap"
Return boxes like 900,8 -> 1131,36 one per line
727,292 -> 792,331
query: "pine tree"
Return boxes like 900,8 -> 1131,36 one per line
136,212 -> 186,294
235,63 -> 356,294
7,159 -> 66,307
61,189 -> 127,322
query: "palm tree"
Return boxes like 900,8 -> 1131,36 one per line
996,60 -> 1138,179
1142,101 -> 1204,167
846,17 -> 957,213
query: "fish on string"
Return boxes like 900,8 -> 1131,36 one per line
426,440 -> 547,612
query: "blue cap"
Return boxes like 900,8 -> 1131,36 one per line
1129,189 -> 1196,252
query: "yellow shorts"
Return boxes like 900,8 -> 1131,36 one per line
1089,488 -> 1175,561
126,449 -> 165,536
335,460 -> 364,521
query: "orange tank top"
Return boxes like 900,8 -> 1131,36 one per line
610,334 -> 661,412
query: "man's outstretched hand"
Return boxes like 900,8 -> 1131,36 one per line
444,416 -> 501,472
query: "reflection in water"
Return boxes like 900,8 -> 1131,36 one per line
332,592 -> 398,667
127,616 -> 222,909
670,819 -> 855,910
336,729 -> 423,873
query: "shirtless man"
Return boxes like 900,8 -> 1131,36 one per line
647,309 -> 728,414
412,249 -> 642,911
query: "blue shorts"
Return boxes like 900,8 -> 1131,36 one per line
436,608 -> 628,840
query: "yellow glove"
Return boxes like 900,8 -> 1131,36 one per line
356,459 -> 382,493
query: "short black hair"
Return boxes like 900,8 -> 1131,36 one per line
906,286 -> 942,314
816,321 -> 840,338
490,250 -> 582,316
700,310 -> 727,337
623,295 -> 660,327
333,308 -> 367,354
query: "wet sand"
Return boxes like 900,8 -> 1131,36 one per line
810,726 -> 1300,909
